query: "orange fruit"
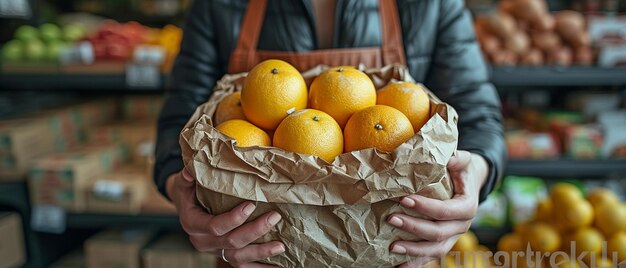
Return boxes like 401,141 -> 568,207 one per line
273,109 -> 343,163
535,198 -> 552,222
551,182 -> 583,207
528,222 -> 561,252
241,59 -> 307,130
594,202 -> 626,237
216,119 -> 271,147
451,231 -> 478,253
343,105 -> 414,152
498,233 -> 525,252
309,66 -> 376,128
376,81 -> 431,132
594,258 -> 613,268
587,188 -> 620,209
215,92 -> 246,125
571,227 -> 604,258
555,199 -> 594,231
608,231 -> 626,261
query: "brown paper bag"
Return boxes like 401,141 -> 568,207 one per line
180,65 -> 458,267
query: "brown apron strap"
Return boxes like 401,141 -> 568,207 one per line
228,0 -> 268,73
379,0 -> 406,66
229,0 -> 406,73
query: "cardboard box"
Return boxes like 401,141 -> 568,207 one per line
87,122 -> 156,165
84,229 -> 154,268
121,96 -> 163,121
140,187 -> 176,215
28,143 -> 129,211
0,213 -> 26,268
0,99 -> 119,179
0,118 -> 56,179
198,253 -> 217,268
86,166 -> 149,214
49,249 -> 86,268
143,233 -> 207,268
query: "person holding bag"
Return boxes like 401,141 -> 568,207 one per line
155,0 -> 505,267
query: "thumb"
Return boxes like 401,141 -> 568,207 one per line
181,168 -> 196,184
447,150 -> 471,172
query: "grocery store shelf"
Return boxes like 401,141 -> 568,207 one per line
490,66 -> 626,87
506,159 -> 626,178
66,213 -> 180,230
0,73 -> 167,91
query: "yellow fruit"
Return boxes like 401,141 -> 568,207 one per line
587,188 -> 620,209
535,198 -> 552,222
216,119 -> 271,147
241,59 -> 307,130
273,109 -> 343,163
215,92 -> 246,125
376,82 -> 431,132
343,105 -> 414,152
451,231 -> 479,253
594,258 -> 613,268
528,222 -> 561,252
595,202 -> 626,237
571,227 -> 604,258
309,66 -> 376,128
498,233 -> 525,252
553,258 -> 580,268
514,221 -> 533,236
551,182 -> 583,207
555,199 -> 594,231
463,251 -> 487,268
608,231 -> 626,262
442,255 -> 458,268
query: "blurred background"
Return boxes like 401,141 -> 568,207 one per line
0,0 -> 625,267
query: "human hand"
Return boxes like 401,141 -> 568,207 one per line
387,150 -> 489,267
166,169 -> 285,267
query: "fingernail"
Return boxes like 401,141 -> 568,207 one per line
401,197 -> 416,207
243,203 -> 256,216
388,216 -> 403,227
271,244 -> 285,255
268,212 -> 282,225
392,244 -> 407,254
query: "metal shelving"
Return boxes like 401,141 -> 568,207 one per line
490,66 -> 626,87
506,159 -> 626,178
0,73 -> 167,91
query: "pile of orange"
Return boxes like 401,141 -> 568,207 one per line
493,184 -> 626,267
213,59 -> 431,163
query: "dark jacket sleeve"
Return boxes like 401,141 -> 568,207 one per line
154,0 -> 223,198
424,0 -> 506,203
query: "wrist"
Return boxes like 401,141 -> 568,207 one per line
469,153 -> 489,189
165,172 -> 178,201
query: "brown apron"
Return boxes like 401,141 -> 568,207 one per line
219,1 -> 405,267
228,0 -> 407,73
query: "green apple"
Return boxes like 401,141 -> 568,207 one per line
46,41 -> 66,62
40,23 -> 62,43
62,24 -> 86,42
2,40 -> 23,62
14,25 -> 39,42
23,39 -> 46,61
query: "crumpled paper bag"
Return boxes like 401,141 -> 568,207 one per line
180,64 -> 458,267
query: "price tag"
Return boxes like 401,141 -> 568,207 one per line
94,180 -> 125,201
137,141 -> 155,157
31,205 -> 66,234
133,45 -> 165,65
126,64 -> 161,88
0,0 -> 31,18
59,42 -> 94,65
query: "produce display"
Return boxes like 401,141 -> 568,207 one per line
474,0 -> 594,66
1,20 -> 181,71
494,183 -> 626,267
214,60 -> 432,159
1,23 -> 86,62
